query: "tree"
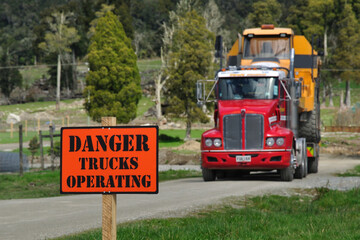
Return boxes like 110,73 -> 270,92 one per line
332,4 -> 360,108
302,0 -> 335,58
203,0 -> 231,49
84,11 -> 141,123
154,0 -> 193,122
165,10 -> 214,140
0,48 -> 23,99
248,0 -> 282,27
38,11 -> 80,110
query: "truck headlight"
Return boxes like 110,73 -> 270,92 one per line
205,138 -> 213,147
213,138 -> 222,147
266,138 -> 275,147
276,137 -> 284,146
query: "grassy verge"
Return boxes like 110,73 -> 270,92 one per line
56,187 -> 360,239
0,169 -> 201,200
338,165 -> 360,177
159,129 -> 204,148
0,170 -> 60,200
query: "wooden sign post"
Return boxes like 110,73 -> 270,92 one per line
60,117 -> 158,240
101,117 -> 117,240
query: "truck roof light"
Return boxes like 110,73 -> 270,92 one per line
221,68 -> 226,72
261,24 -> 275,29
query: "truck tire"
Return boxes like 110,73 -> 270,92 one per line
280,166 -> 294,181
303,155 -> 308,177
294,163 -> 304,179
299,90 -> 321,143
308,156 -> 319,173
202,168 -> 216,181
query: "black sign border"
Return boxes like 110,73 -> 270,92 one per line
60,125 -> 159,194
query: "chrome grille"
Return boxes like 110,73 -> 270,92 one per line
223,114 -> 264,150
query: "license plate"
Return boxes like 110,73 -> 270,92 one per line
236,155 -> 251,162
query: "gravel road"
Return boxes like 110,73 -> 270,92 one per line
0,154 -> 359,240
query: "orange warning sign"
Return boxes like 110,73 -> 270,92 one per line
61,126 -> 158,194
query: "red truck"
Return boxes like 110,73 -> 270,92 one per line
197,25 -> 321,181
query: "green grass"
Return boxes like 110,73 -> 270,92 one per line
137,58 -> 162,72
320,108 -> 337,127
19,66 -> 50,87
158,169 -> 201,182
136,95 -> 155,117
12,146 -> 51,157
0,130 -> 60,144
0,170 -> 60,200
158,129 -> 204,148
338,165 -> 360,177
0,169 -> 201,200
0,98 -> 79,114
56,187 -> 360,239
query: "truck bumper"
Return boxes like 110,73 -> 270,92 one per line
201,150 -> 291,170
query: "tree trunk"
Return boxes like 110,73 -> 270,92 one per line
185,120 -> 191,141
155,73 -> 162,121
321,84 -> 326,107
345,80 -> 351,107
329,83 -> 334,107
56,54 -> 61,110
324,27 -> 328,58
340,90 -> 345,110
72,49 -> 77,93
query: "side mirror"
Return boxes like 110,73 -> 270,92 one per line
196,81 -> 204,101
215,35 -> 222,52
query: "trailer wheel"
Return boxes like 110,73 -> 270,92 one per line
299,89 -> 321,143
202,168 -> 216,181
308,156 -> 319,173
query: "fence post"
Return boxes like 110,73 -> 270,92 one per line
19,125 -> 23,176
50,125 -> 54,171
25,120 -> 28,137
39,130 -> 44,170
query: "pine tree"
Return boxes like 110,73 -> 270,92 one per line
84,11 -> 141,123
165,10 -> 214,140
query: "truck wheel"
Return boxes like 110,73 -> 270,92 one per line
202,168 -> 216,181
303,155 -> 308,177
294,163 -> 304,179
308,156 -> 319,173
280,166 -> 294,182
299,91 -> 321,143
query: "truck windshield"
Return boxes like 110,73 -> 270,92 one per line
218,77 -> 278,100
243,36 -> 290,59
